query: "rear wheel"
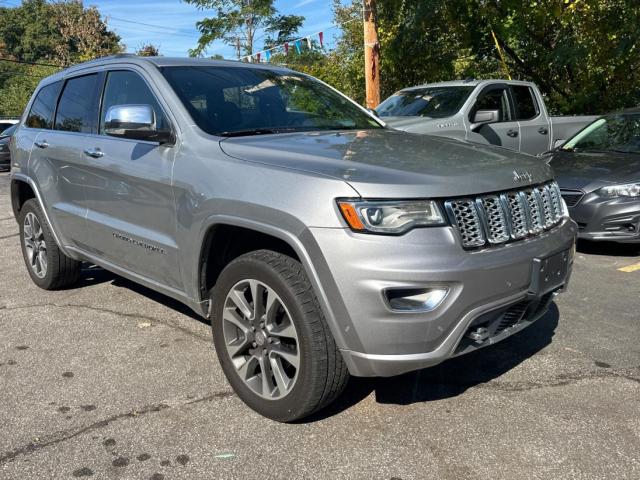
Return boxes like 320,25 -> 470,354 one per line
211,250 -> 349,422
19,199 -> 81,289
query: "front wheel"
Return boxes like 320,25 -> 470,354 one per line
19,199 -> 81,290
211,250 -> 349,422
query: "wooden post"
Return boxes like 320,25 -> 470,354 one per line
363,0 -> 380,108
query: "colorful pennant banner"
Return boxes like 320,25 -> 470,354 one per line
242,30 -> 326,63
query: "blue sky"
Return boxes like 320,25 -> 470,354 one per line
2,0 -> 338,58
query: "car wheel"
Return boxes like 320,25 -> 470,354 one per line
211,250 -> 349,422
19,199 -> 81,289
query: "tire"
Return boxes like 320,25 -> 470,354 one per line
211,250 -> 349,422
19,199 -> 81,290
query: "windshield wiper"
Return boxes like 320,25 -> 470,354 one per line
606,148 -> 639,154
218,128 -> 281,137
218,126 -> 362,137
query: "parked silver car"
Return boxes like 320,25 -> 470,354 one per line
376,80 -> 597,156
10,56 -> 576,421
546,109 -> 640,243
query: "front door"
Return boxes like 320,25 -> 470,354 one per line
466,84 -> 520,152
80,69 -> 182,290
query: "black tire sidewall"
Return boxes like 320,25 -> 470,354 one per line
211,253 -> 326,422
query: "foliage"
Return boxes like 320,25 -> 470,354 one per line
184,0 -> 300,59
0,0 -> 122,116
136,43 -> 161,57
263,14 -> 304,49
298,0 -> 640,115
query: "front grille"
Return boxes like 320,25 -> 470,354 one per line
446,181 -> 564,249
560,189 -> 584,208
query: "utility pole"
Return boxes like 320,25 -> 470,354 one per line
363,0 -> 380,109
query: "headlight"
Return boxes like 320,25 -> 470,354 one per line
597,183 -> 640,198
337,199 -> 446,234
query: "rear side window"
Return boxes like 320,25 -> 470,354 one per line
55,74 -> 101,133
100,70 -> 170,133
26,81 -> 62,129
512,86 -> 539,120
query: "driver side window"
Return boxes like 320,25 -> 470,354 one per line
471,88 -> 512,122
100,70 -> 170,135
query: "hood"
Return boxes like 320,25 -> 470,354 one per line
549,150 -> 640,193
219,129 -> 553,198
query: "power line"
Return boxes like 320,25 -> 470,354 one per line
0,58 -> 63,68
107,16 -> 198,39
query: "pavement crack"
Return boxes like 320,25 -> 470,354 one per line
0,391 -> 233,465
0,232 -> 18,240
477,367 -> 640,392
0,302 -> 210,342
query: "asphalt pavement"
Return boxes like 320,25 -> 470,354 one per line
0,171 -> 638,480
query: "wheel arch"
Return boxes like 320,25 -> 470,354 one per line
9,173 -> 71,257
196,215 -> 351,351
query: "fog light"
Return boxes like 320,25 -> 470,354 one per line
385,288 -> 449,312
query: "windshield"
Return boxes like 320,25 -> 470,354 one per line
562,113 -> 640,154
375,86 -> 474,118
161,66 -> 381,136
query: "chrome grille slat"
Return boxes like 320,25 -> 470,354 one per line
446,199 -> 485,247
479,196 -> 509,244
448,181 -> 564,250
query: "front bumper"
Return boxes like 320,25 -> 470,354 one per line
306,219 -> 577,377
570,192 -> 640,243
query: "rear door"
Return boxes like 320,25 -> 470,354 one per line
512,84 -> 551,155
80,68 -> 182,289
466,84 -> 520,152
28,75 -> 102,248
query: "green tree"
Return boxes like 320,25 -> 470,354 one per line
0,0 -> 122,116
136,43 -> 161,57
263,14 -> 304,49
185,0 -> 275,58
309,0 -> 640,114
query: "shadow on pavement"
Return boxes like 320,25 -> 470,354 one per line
577,239 -> 639,257
73,262 -> 560,422
307,303 -> 559,422
74,264 -> 209,325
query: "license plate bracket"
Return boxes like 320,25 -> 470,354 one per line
529,249 -> 571,295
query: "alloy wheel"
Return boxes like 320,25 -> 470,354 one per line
23,212 -> 47,279
222,279 -> 300,400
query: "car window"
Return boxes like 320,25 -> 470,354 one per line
55,74 -> 101,134
471,88 -> 511,122
562,114 -> 640,154
375,87 -> 474,118
1,124 -> 18,137
26,81 -> 62,129
512,86 -> 539,120
100,70 -> 170,134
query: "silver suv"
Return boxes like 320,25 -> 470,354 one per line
10,56 -> 577,421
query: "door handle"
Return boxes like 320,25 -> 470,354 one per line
538,127 -> 549,135
507,129 -> 519,138
34,140 -> 49,149
83,148 -> 104,159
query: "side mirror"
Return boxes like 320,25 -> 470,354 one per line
553,139 -> 565,149
104,105 -> 173,144
470,109 -> 499,132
